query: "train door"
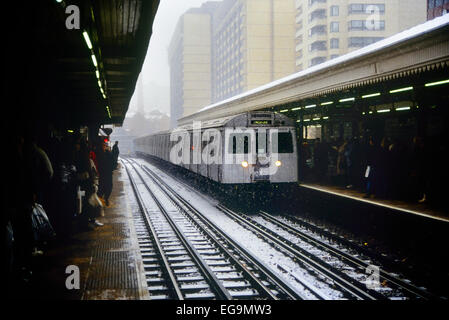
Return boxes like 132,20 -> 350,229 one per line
253,129 -> 270,182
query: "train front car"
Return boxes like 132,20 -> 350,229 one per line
221,112 -> 298,184
133,111 -> 298,185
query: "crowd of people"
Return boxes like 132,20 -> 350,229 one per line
302,135 -> 445,206
4,128 -> 120,289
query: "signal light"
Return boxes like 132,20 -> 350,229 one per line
241,161 -> 249,168
275,160 -> 282,167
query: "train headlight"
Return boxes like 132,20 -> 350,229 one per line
241,161 -> 249,168
275,160 -> 282,167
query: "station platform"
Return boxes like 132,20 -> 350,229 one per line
23,164 -> 148,300
299,183 -> 449,223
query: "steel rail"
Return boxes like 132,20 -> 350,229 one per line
258,210 -> 435,300
138,162 -> 309,300
216,204 -> 384,300
128,161 -> 233,300
122,159 -> 184,299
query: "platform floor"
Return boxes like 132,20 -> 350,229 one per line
25,164 -> 148,300
300,183 -> 449,223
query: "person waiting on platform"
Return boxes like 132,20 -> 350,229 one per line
112,141 -> 120,170
97,141 -> 114,207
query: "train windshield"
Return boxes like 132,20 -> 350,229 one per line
271,131 -> 294,153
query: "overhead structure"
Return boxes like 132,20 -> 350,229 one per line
4,0 -> 159,129
178,15 -> 449,126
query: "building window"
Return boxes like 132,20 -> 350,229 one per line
310,57 -> 327,66
309,0 -> 326,6
330,38 -> 339,49
348,20 -> 385,31
330,21 -> 339,32
309,25 -> 327,36
309,9 -> 326,22
330,5 -> 339,16
348,3 -> 385,14
309,41 -> 327,51
348,37 -> 384,47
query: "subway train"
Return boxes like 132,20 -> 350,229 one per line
134,112 -> 298,184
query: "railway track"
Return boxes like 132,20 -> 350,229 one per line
125,157 -> 438,300
253,211 -> 436,300
133,159 -> 383,300
123,158 -> 308,300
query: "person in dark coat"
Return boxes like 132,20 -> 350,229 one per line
97,142 -> 114,206
364,136 -> 380,198
314,138 -> 329,182
112,141 -> 119,170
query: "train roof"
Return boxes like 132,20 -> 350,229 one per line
134,112 -> 295,140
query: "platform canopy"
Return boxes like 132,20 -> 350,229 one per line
3,0 -> 159,129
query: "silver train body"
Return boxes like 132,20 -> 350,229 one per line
134,112 -> 298,184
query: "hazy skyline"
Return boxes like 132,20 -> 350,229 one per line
127,0 -> 211,117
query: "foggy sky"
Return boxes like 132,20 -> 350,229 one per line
127,0 -> 211,117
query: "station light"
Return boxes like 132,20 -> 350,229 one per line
241,161 -> 249,168
67,129 -> 74,133
362,93 -> 381,99
56,0 -> 62,3
305,104 -> 317,109
377,109 -> 391,113
369,111 -> 374,114
91,54 -> 98,67
362,112 -> 366,115
339,97 -> 355,103
313,117 -> 320,121
303,119 -> 311,122
98,80 -> 102,89
82,31 -> 93,50
322,116 -> 329,120
280,109 -> 289,113
321,101 -> 333,106
95,70 -> 100,79
291,107 -> 301,111
425,79 -> 449,87
296,120 -> 301,123
390,86 -> 413,94
275,160 -> 282,167
396,106 -> 411,111
106,106 -> 111,119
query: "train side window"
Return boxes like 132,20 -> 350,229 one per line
272,132 -> 294,153
229,134 -> 250,154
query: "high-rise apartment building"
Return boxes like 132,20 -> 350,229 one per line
212,0 -> 296,102
294,0 -> 427,71
428,0 -> 449,20
168,3 -> 219,128
169,0 -> 297,126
